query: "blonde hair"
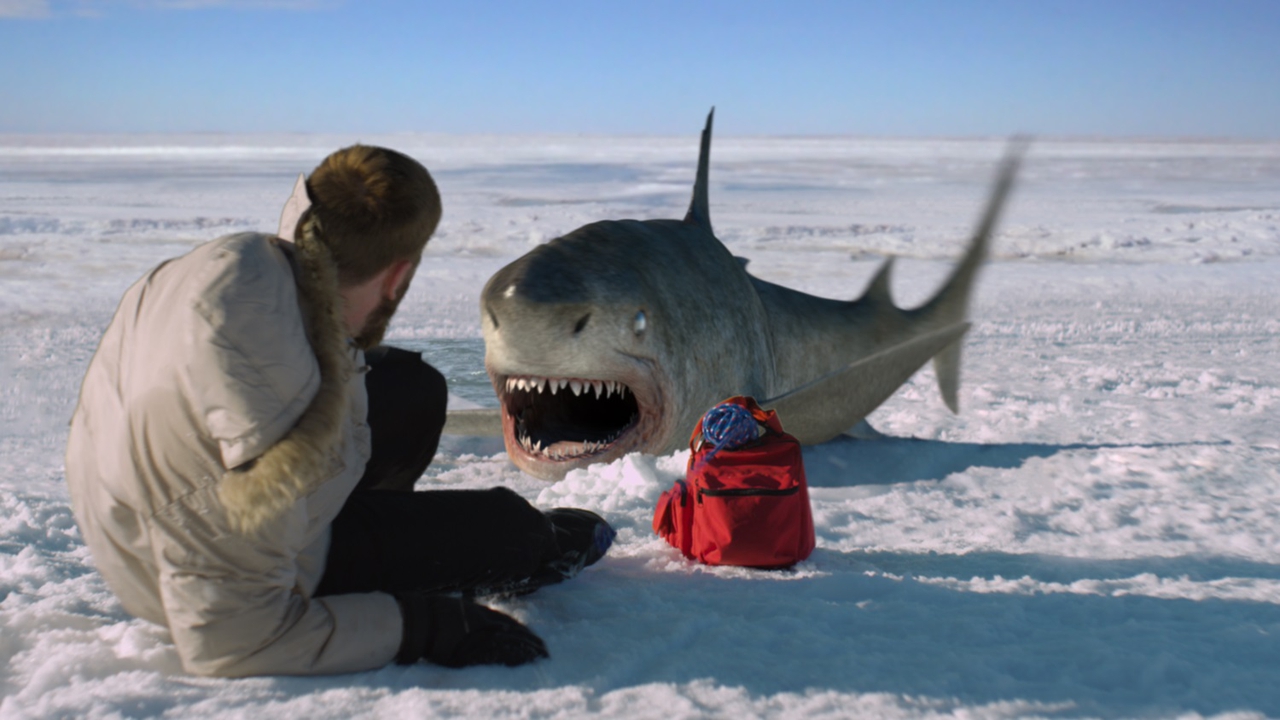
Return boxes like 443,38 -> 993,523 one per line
304,144 -> 441,285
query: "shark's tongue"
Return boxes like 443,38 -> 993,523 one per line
543,439 -> 596,460
516,431 -> 615,460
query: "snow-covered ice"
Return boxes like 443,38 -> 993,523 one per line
1,133 -> 1278,718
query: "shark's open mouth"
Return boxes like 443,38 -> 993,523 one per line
498,375 -> 641,461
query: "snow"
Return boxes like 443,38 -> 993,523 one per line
2,132 -> 1279,719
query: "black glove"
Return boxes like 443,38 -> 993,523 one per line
394,593 -> 549,668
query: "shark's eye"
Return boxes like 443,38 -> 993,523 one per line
633,310 -> 647,335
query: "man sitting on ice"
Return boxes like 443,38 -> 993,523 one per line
65,144 -> 613,676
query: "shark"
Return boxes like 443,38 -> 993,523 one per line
440,111 -> 1020,481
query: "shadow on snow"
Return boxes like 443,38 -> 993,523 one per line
323,548 -> 1280,719
801,434 -> 1229,488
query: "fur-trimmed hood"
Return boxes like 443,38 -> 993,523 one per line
65,231 -> 393,675
217,214 -> 355,534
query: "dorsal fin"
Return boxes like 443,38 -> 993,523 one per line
683,107 -> 715,229
861,256 -> 895,304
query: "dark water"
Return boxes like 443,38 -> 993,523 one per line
391,337 -> 497,407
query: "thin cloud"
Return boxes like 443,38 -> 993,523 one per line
0,0 -> 52,18
142,0 -> 337,8
3,0 -> 335,16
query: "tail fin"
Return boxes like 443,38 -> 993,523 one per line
924,138 -> 1027,412
684,108 -> 715,229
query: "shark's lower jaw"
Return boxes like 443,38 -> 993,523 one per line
497,374 -> 644,473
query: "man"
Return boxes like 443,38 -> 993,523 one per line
65,144 -> 613,677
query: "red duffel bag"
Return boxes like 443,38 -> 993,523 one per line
653,396 -> 815,568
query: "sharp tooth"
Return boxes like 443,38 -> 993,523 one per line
570,380 -> 583,395
592,381 -> 603,398
535,377 -> 546,393
549,378 -> 559,394
506,378 -> 516,392
557,379 -> 568,392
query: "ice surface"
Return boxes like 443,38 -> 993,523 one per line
1,133 -> 1279,719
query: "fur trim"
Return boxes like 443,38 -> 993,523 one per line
218,213 -> 353,535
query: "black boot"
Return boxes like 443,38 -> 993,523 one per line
544,508 -> 616,575
470,508 -> 615,599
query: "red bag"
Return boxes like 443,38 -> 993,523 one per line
653,396 -> 815,568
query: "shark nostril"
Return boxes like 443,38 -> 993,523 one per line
573,313 -> 591,335
488,308 -> 500,329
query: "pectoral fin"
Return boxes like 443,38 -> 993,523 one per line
762,322 -> 971,444
443,408 -> 504,436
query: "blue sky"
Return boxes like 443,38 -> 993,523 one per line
2,0 -> 1278,137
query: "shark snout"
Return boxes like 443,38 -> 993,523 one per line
484,292 -> 594,341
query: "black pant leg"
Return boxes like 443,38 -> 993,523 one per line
358,345 -> 448,492
314,487 -> 558,597
318,346 -> 562,599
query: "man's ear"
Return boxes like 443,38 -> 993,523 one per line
381,258 -> 416,300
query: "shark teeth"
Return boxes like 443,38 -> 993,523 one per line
515,414 -> 639,461
505,376 -> 630,399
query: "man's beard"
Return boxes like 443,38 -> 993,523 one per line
352,280 -> 410,351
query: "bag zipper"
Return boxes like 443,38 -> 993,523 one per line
697,485 -> 799,503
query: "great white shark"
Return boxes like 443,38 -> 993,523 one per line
441,112 -> 1021,481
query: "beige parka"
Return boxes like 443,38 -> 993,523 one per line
65,232 -> 402,676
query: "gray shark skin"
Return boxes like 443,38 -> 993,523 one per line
446,111 -> 1022,481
